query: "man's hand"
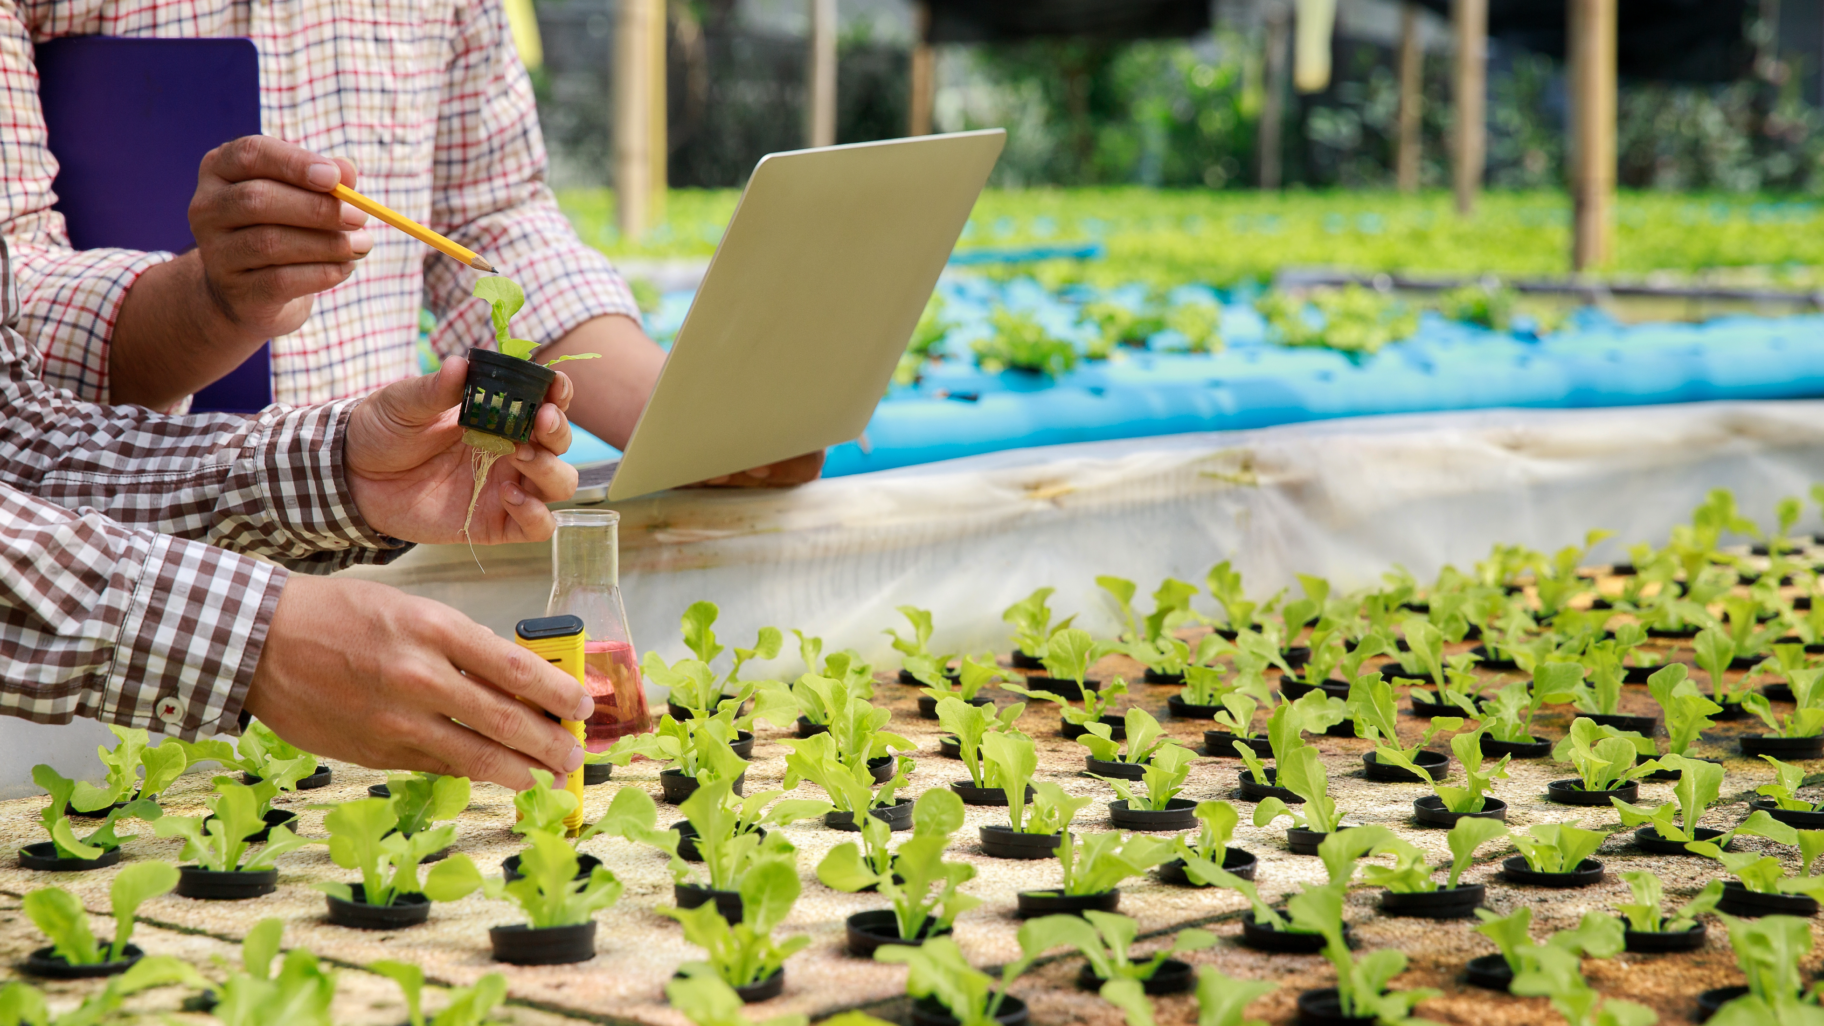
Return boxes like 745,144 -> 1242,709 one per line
345,357 -> 579,544
113,135 -> 371,409
244,576 -> 592,790
699,450 -> 826,487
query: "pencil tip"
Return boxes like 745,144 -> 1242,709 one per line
470,255 -> 495,272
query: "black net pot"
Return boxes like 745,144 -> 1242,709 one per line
667,696 -> 748,722
1085,756 -> 1146,781
911,995 -> 1028,1026
460,347 -> 555,443
1465,646 -> 1521,672
1646,756 -> 1721,782
937,735 -> 962,759
1076,958 -> 1194,996
899,667 -> 960,687
1546,779 -> 1637,806
1287,828 -> 1328,856
795,716 -> 828,738
1109,798 -> 1197,832
672,822 -> 768,863
65,797 -> 136,820
1060,716 -> 1124,741
1295,987 -> 1390,1026
1237,768 -> 1301,804
1634,825 -> 1730,856
176,866 -> 278,901
918,694 -> 991,720
1166,694 -> 1221,719
1204,733 -> 1272,758
1716,881 -> 1820,918
729,732 -> 755,760
1583,712 -> 1658,735
951,781 -> 1034,807
368,784 -> 392,798
23,943 -> 142,980
675,881 -> 744,923
1622,665 -> 1660,685
845,909 -> 952,958
203,808 -> 299,845
1362,750 -> 1447,783
1239,912 -> 1341,953
582,762 -> 614,786
1015,888 -> 1119,919
1750,798 -> 1824,829
1501,856 -> 1604,888
325,884 -> 432,930
660,769 -> 745,804
1624,918 -> 1706,953
1413,796 -> 1507,829
1646,624 -> 1702,640
1158,847 -> 1257,886
1283,647 -> 1312,667
1741,734 -> 1824,759
1480,734 -> 1551,759
1378,884 -> 1485,920
684,967 -> 784,1004
489,921 -> 595,965
1408,693 -> 1479,719
1324,718 -> 1357,739
1763,682 -> 1796,703
1011,649 -> 1044,670
18,842 -> 120,872
503,853 -> 602,883
1143,669 -> 1186,686
1024,676 -> 1101,701
1711,700 -> 1750,721
867,755 -> 898,784
1279,679 -> 1351,701
979,825 -> 1061,860
1463,953 -> 1513,992
1697,986 -> 1750,1022
242,766 -> 332,790
826,799 -> 914,833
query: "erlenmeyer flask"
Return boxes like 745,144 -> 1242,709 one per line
545,510 -> 651,748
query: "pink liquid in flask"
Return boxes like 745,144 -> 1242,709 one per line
583,639 -> 650,750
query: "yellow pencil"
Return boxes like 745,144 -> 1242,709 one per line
331,183 -> 495,272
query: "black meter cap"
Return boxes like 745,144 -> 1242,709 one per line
516,614 -> 585,640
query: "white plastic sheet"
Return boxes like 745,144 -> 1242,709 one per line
5,398 -> 1824,793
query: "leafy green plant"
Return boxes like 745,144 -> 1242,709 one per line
1191,967 -> 1276,1026
424,826 -> 622,929
917,654 -> 998,702
1205,561 -> 1261,633
24,861 -> 177,966
153,779 -> 316,872
1171,801 -> 1241,884
1349,674 -> 1462,776
662,858 -> 808,987
666,971 -> 809,1026
1694,626 -> 1750,708
176,722 -> 318,806
1509,821 -> 1610,874
1648,664 -> 1723,757
76,727 -> 187,812
1285,883 -> 1437,1023
1097,575 -> 1199,647
1208,691 -> 1261,740
1744,666 -> 1824,738
1427,729 -> 1509,814
376,772 -> 470,839
370,961 -> 508,1026
1077,707 -> 1172,765
885,605 -> 939,662
1362,817 -> 1505,894
1552,718 -> 1661,792
1612,754 -> 1729,844
1687,811 -> 1824,900
1096,744 -> 1194,812
29,764 -> 161,861
1258,285 -> 1419,357
1473,907 -> 1625,978
781,732 -> 912,814
1616,872 -> 1723,933
819,789 -> 980,942
207,918 -> 336,1026
1238,691 -> 1343,789
875,934 -> 1040,1026
1030,910 -> 1214,985
0,955 -> 205,1026
313,797 -> 455,908
982,733 -> 1091,835
938,696 -> 1027,788
1707,913 -> 1818,1022
1053,831 -> 1174,896
1436,281 -> 1517,330
645,602 -> 784,717
1756,755 -> 1822,812
604,713 -> 748,785
472,277 -> 596,365
602,779 -> 814,894
1003,587 -> 1076,662
1251,744 -> 1343,834
972,308 -> 1078,376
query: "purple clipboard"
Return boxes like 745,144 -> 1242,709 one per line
37,36 -> 270,413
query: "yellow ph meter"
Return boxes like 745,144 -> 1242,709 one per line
514,614 -> 587,832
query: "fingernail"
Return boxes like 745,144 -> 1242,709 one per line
573,695 -> 595,721
306,162 -> 339,189
341,201 -> 367,227
349,229 -> 373,256
562,744 -> 585,774
514,443 -> 535,462
749,465 -> 772,479
503,483 -> 525,506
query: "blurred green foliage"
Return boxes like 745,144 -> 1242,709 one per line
1257,285 -> 1419,356
972,309 -> 1078,376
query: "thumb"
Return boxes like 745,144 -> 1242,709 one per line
365,357 -> 468,433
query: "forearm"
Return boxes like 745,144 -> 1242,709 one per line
109,250 -> 271,410
542,314 -> 666,450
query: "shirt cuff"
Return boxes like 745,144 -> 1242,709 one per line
257,398 -> 409,558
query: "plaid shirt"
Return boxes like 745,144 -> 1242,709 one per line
0,239 -> 406,737
0,0 -> 639,406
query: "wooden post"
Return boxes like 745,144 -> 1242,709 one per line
614,0 -> 654,241
1451,0 -> 1486,216
1260,6 -> 1289,189
648,0 -> 668,229
908,1 -> 935,136
1569,0 -> 1617,270
1396,1 -> 1422,192
807,0 -> 837,147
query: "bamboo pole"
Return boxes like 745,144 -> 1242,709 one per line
613,0 -> 654,241
1396,1 -> 1422,192
1260,6 -> 1289,189
1451,0 -> 1486,216
807,0 -> 837,147
1569,0 -> 1617,270
648,0 -> 668,229
908,1 -> 935,136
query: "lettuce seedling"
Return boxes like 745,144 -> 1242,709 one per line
1743,666 -> 1824,738
1755,755 -> 1823,812
605,714 -> 748,786
662,858 -> 808,987
781,732 -> 912,814
1552,718 -> 1661,792
1694,626 -> 1749,707
314,797 -> 454,908
0,955 -> 206,1026
875,934 -> 1039,1026
370,961 -> 508,1026
1473,907 -> 1624,977
1616,872 -> 1723,933
1205,561 -> 1262,634
1509,821 -> 1610,874
1171,801 -> 1243,884
1053,831 -> 1174,896
656,602 -> 785,714
937,696 -> 1026,788
74,726 -> 187,812
1647,664 -> 1723,757
175,724 -> 317,814
819,789 -> 980,942
24,861 -> 177,966
383,772 -> 470,838
1098,575 -> 1199,647
1192,967 -> 1277,1026
1031,910 -> 1213,985
1096,744 -> 1193,812
1077,707 -> 1171,765
30,764 -> 161,861
1510,945 -> 1660,1026
1007,628 -> 1120,708
1209,692 -> 1261,741
208,918 -> 336,1026
1350,675 -> 1462,776
1251,745 -> 1343,834
1687,811 -> 1824,900
1427,729 -> 1509,814
424,826 -> 622,928
1565,650 -> 1626,718
1714,912 -> 1815,1012
153,779 -> 316,872
884,605 -> 938,662
615,779 -> 812,893
819,681 -> 915,769
666,972 -> 809,1026
1286,884 -> 1438,1024
1398,617 -> 1445,691
1002,587 -> 1077,663
918,653 -> 999,704
1179,658 -> 1232,707
981,733 -> 1089,835
1362,817 -> 1506,893
1612,753 -> 1729,844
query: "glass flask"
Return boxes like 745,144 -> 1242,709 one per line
545,510 -> 650,748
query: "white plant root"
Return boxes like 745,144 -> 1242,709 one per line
461,429 -> 517,569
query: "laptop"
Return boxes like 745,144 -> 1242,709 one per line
576,129 -> 1006,503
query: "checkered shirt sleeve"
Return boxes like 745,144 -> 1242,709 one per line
0,239 -> 407,737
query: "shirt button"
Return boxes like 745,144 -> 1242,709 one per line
155,697 -> 184,726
